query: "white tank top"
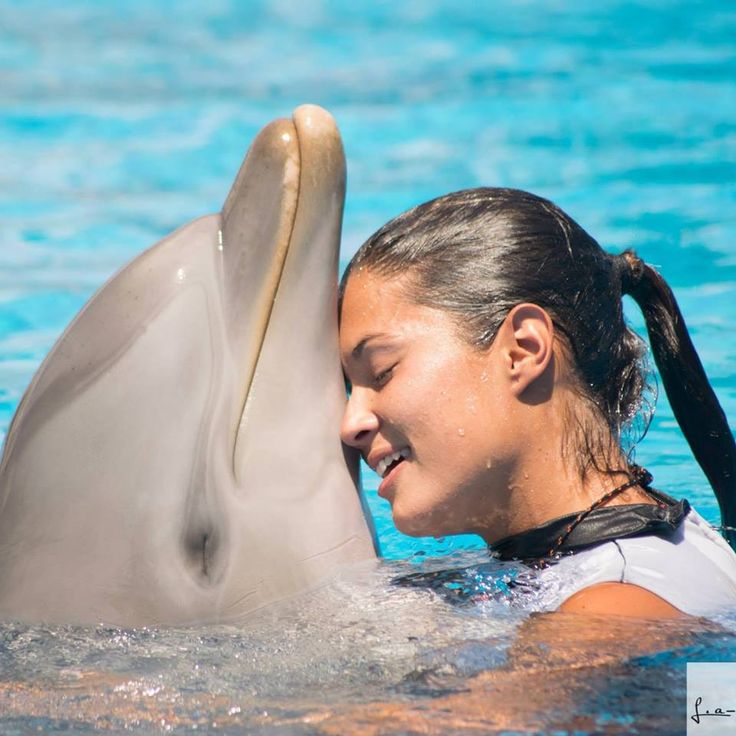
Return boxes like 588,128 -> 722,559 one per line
541,508 -> 736,617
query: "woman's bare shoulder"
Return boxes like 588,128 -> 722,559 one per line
559,582 -> 687,619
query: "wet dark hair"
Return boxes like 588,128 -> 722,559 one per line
340,187 -> 736,548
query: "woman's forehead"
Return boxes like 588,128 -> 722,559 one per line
341,270 -> 407,319
340,271 -> 407,348
339,270 -> 457,357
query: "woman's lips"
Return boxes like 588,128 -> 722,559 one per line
375,447 -> 410,477
377,457 -> 406,499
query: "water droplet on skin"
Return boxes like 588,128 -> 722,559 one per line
458,428 -> 465,436
486,459 -> 492,469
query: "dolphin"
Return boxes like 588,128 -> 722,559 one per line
0,105 -> 377,626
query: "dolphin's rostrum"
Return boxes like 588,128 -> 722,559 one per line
0,105 -> 378,625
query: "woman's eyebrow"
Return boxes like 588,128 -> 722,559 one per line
351,333 -> 395,359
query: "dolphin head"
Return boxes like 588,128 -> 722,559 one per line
0,105 -> 377,625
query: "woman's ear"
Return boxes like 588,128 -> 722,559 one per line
494,303 -> 554,399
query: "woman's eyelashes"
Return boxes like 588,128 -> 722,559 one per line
372,363 -> 397,388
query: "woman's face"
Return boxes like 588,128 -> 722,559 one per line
339,268 -> 518,539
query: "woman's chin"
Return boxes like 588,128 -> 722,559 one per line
392,507 -> 449,538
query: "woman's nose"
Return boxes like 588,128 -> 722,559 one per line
340,390 -> 379,449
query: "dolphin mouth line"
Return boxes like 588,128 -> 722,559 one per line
238,130 -> 302,417
220,118 -> 308,478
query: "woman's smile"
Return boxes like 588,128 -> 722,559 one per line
373,447 -> 410,480
375,449 -> 409,500
365,442 -> 412,500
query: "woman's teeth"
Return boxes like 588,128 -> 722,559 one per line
376,448 -> 410,478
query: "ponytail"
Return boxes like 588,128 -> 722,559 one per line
618,250 -> 736,550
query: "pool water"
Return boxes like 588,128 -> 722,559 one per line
1,0 -> 736,732
1,556 -> 735,734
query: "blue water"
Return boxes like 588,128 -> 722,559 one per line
1,0 -> 736,732
2,0 -> 735,559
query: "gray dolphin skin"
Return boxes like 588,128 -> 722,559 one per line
0,105 -> 378,626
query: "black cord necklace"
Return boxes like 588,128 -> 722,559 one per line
543,464 -> 654,562
489,465 -> 689,566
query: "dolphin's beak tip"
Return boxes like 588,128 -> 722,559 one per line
293,104 -> 338,135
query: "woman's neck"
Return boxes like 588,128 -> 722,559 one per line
477,404 -> 655,546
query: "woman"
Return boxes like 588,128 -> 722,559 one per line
339,187 -> 736,619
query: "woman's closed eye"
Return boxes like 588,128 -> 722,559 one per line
373,363 -> 397,388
